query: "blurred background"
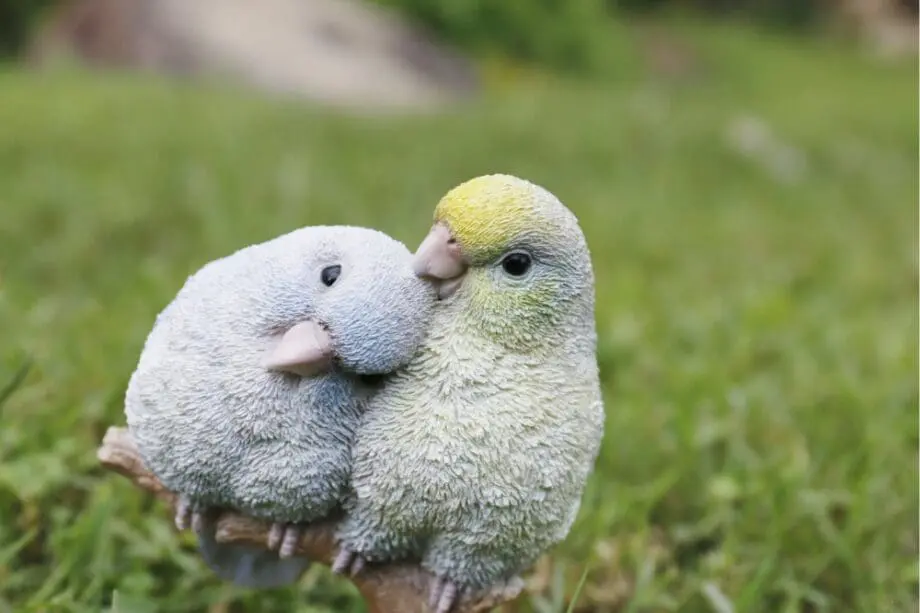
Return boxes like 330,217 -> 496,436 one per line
0,0 -> 917,612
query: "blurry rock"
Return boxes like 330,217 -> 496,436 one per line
27,0 -> 479,112
831,0 -> 918,59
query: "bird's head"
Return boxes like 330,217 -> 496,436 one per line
412,174 -> 595,351
261,227 -> 436,378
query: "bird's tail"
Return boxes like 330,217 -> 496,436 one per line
196,527 -> 310,588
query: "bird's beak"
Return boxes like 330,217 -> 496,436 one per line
262,320 -> 334,377
413,223 -> 468,300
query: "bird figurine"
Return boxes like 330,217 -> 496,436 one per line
125,225 -> 436,588
334,175 -> 605,612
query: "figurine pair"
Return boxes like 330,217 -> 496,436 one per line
125,174 -> 605,613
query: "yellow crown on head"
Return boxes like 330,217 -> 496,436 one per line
433,174 -> 544,263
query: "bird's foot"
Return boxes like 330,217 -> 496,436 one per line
429,576 -> 463,613
331,547 -> 368,577
266,523 -> 303,559
430,576 -> 523,612
174,496 -> 210,534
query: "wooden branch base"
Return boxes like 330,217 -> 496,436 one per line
97,427 -> 523,613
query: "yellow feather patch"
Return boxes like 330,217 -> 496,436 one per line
434,174 -> 544,262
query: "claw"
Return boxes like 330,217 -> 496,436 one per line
267,523 -> 285,551
265,523 -> 302,558
331,549 -> 355,575
331,548 -> 368,576
174,498 -> 216,536
279,525 -> 301,558
191,511 -> 208,535
429,576 -> 447,609
429,578 -> 461,613
175,497 -> 193,531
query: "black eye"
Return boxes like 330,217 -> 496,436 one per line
321,265 -> 341,286
501,253 -> 532,277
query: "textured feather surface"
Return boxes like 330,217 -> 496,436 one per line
339,175 -> 605,592
124,225 -> 435,586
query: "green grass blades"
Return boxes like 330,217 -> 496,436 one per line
0,18 -> 917,613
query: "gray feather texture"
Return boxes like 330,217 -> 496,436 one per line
124,225 -> 435,587
337,175 -> 606,599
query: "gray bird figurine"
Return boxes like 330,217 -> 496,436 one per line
125,225 -> 435,588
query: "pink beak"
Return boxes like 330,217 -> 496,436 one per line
263,320 -> 334,377
412,223 -> 468,299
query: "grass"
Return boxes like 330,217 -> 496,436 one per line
0,17 -> 917,613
